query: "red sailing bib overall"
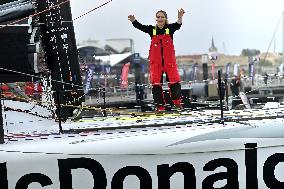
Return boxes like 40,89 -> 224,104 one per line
148,28 -> 182,108
149,28 -> 180,85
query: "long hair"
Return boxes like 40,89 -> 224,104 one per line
156,10 -> 169,25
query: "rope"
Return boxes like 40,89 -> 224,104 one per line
73,0 -> 113,21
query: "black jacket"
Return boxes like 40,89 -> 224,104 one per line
132,20 -> 182,39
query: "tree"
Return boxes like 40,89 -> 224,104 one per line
241,49 -> 261,56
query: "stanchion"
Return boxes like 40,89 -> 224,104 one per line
56,91 -> 63,133
103,87 -> 107,117
218,70 -> 224,124
224,74 -> 229,110
0,87 -> 4,144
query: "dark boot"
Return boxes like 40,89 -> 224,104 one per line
169,82 -> 183,110
152,85 -> 165,108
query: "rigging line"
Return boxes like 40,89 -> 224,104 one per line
263,15 -> 282,63
0,67 -> 83,89
0,69 -> 197,91
73,0 -> 113,21
0,66 -> 265,90
0,0 -> 71,29
0,64 -> 279,107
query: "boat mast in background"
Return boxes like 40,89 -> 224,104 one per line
282,12 -> 284,65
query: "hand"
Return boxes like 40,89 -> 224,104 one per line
128,15 -> 136,22
178,8 -> 185,18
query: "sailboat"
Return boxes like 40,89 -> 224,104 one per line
1,1 -> 284,189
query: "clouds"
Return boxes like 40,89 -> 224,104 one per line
70,0 -> 284,57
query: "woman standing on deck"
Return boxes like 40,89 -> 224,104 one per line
128,8 -> 185,111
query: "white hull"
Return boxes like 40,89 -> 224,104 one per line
1,100 -> 284,188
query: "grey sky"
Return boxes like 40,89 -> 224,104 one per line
70,0 -> 284,57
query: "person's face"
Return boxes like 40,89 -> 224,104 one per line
156,12 -> 166,25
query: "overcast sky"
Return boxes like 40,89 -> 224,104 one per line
70,0 -> 284,57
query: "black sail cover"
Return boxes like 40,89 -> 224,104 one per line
36,0 -> 84,118
0,0 -> 36,82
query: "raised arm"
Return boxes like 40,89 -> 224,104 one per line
168,8 -> 185,32
128,15 -> 152,34
128,15 -> 136,22
177,8 -> 185,24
